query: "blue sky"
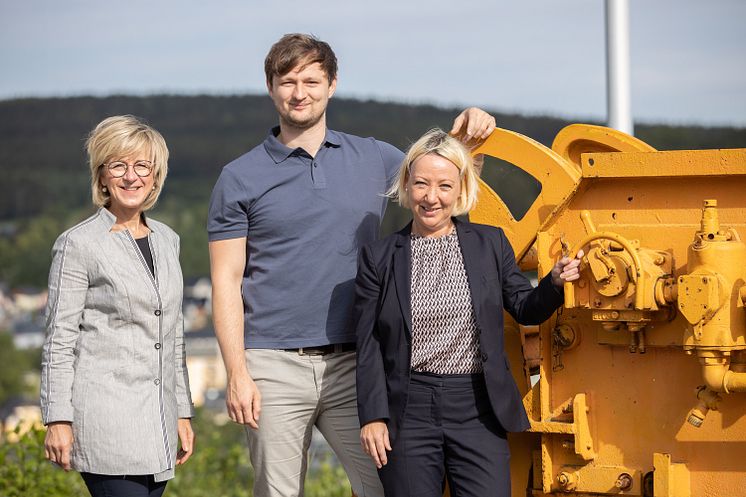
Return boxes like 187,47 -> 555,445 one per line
1,0 -> 744,127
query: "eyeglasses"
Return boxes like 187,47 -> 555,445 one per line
103,160 -> 154,178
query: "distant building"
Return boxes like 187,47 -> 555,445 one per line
12,318 -> 44,349
185,276 -> 212,304
2,284 -> 47,349
184,326 -> 226,408
12,287 -> 48,313
1,397 -> 42,442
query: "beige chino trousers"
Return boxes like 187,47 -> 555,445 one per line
245,349 -> 384,497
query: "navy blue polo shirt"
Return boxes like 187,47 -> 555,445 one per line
208,127 -> 403,349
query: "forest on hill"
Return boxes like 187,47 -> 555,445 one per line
1,94 -> 744,286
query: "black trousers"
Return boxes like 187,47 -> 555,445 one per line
379,372 -> 511,497
81,473 -> 167,497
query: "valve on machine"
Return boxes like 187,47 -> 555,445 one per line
561,211 -> 675,353
680,200 -> 746,426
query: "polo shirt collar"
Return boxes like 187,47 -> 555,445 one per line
264,126 -> 342,164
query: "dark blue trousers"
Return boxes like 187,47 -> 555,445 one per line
379,372 -> 511,497
81,473 -> 167,497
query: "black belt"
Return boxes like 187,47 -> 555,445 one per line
285,343 -> 356,356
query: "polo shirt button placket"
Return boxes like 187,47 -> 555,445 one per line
310,158 -> 326,188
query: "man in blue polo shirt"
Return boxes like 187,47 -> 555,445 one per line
207,33 -> 496,497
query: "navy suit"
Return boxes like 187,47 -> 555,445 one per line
353,218 -> 563,495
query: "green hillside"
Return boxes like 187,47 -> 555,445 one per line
0,95 -> 744,286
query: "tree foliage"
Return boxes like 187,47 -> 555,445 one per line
0,410 -> 351,497
0,426 -> 87,497
0,334 -> 39,406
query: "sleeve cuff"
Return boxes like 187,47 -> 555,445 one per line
358,406 -> 390,428
178,404 -> 196,418
42,403 -> 74,425
207,230 -> 247,242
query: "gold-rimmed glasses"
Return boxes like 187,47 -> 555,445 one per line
103,160 -> 154,178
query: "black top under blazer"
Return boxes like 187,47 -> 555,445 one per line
353,218 -> 563,442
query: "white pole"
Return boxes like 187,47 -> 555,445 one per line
605,0 -> 633,135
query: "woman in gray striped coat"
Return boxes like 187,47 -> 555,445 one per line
40,115 -> 195,497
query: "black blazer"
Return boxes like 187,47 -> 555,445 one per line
353,218 -> 563,442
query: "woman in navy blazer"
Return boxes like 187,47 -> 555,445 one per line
353,129 -> 581,497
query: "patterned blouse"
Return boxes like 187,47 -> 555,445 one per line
410,228 -> 483,374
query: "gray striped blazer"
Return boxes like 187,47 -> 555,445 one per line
40,207 -> 194,482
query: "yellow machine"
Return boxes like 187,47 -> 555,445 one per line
469,125 -> 746,497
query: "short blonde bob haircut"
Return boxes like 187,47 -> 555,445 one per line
86,115 -> 169,212
388,128 -> 479,216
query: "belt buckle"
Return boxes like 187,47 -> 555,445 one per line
296,344 -> 347,356
297,346 -> 324,356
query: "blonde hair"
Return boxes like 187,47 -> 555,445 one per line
388,128 -> 479,216
86,115 -> 169,211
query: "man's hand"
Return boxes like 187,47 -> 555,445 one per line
449,107 -> 497,144
226,371 -> 262,429
450,107 -> 495,175
360,420 -> 391,469
44,421 -> 74,471
176,418 -> 195,465
551,249 -> 584,287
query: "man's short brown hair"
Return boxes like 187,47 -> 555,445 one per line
264,33 -> 338,85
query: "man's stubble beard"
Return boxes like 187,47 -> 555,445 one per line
279,110 -> 325,131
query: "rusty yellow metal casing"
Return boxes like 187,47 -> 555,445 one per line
469,124 -> 746,497
469,127 -> 581,262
